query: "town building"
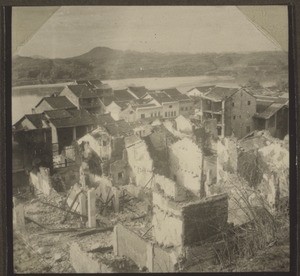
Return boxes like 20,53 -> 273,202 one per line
198,86 -> 256,138
163,88 -> 194,117
13,113 -> 53,169
60,84 -> 103,114
253,95 -> 289,139
187,85 -> 215,97
34,95 -> 77,114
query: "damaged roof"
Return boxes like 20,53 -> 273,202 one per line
104,120 -> 134,137
66,84 -> 98,98
35,96 -> 76,110
254,102 -> 287,120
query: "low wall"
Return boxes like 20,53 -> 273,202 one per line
114,224 -> 177,272
70,242 -> 114,273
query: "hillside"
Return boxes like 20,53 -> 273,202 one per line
12,47 -> 288,87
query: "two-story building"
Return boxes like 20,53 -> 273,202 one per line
163,88 -> 194,117
60,84 -> 103,114
147,91 -> 180,119
199,86 -> 256,138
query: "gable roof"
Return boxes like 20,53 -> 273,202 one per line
113,89 -> 136,102
163,88 -> 191,102
66,84 -> 97,98
148,91 -> 174,104
35,96 -> 76,110
203,87 -> 240,102
95,113 -> 116,126
49,109 -> 96,128
195,85 -> 216,92
254,102 -> 287,120
127,86 -> 148,99
26,114 -> 46,129
44,109 -> 72,119
14,113 -> 47,130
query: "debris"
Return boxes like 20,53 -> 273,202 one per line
53,253 -> 63,262
73,227 -> 114,237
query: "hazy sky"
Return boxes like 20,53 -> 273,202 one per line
14,6 -> 282,58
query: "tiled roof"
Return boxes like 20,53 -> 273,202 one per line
25,114 -> 46,129
89,79 -> 103,87
194,85 -> 216,93
95,113 -> 116,126
128,86 -> 148,99
148,91 -> 174,104
35,96 -> 76,110
44,109 -> 72,119
104,120 -> 134,137
203,87 -> 239,101
163,88 -> 191,101
67,84 -> 97,98
113,89 -> 136,102
49,109 -> 96,128
254,102 -> 287,120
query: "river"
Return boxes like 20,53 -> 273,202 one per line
12,75 -> 248,124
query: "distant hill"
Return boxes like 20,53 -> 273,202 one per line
12,47 -> 288,87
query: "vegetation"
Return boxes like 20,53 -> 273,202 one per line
12,47 -> 288,86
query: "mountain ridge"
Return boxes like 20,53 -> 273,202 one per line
13,46 -> 288,87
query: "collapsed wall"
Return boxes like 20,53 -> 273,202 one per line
125,135 -> 153,188
152,187 -> 228,249
29,167 -> 53,196
169,138 -> 204,196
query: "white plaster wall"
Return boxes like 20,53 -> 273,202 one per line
169,138 -> 203,196
126,139 -> 153,187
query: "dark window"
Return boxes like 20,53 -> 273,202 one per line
118,172 -> 123,179
141,114 -> 145,118
173,175 -> 177,181
248,101 -> 251,105
246,126 -> 251,133
165,112 -> 168,117
158,111 -> 160,116
232,102 -> 235,107
181,107 -> 184,111
169,105 -> 172,108
130,111 -> 134,114
174,111 -> 176,116
150,113 -> 153,117
103,140 -> 107,146
185,107 -> 188,111
233,115 -> 236,120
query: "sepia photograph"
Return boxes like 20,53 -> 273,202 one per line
11,5 -> 290,273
